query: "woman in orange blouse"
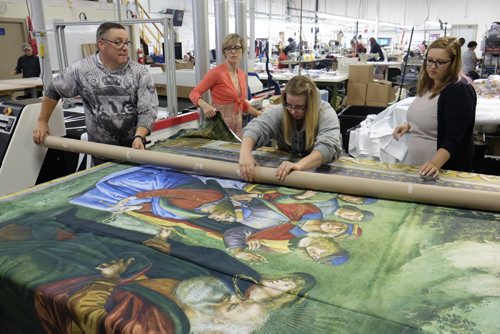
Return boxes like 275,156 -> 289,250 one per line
277,46 -> 290,69
189,34 -> 262,138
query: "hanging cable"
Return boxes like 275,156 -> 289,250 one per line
398,27 -> 414,102
79,12 -> 87,21
25,0 -> 31,17
413,0 -> 431,27
298,0 -> 303,75
126,9 -> 135,19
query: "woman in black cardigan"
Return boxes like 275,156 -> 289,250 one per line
393,37 -> 476,178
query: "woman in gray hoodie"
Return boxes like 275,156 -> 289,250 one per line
239,75 -> 342,182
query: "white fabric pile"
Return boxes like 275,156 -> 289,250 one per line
348,88 -> 500,163
348,98 -> 414,163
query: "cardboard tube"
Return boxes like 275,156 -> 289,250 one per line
43,136 -> 500,213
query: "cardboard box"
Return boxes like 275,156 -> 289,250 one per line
155,84 -> 167,96
177,86 -> 193,99
348,64 -> 374,83
345,82 -> 367,106
81,43 -> 98,57
269,95 -> 282,105
151,62 -> 194,71
366,80 -> 396,107
155,84 -> 193,99
175,62 -> 194,70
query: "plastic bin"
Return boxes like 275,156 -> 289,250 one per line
338,105 -> 385,152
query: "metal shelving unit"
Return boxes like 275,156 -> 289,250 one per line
481,22 -> 500,77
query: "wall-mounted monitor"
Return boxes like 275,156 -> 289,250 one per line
377,37 -> 392,47
209,49 -> 216,63
165,9 -> 184,27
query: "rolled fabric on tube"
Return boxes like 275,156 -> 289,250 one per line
42,135 -> 500,213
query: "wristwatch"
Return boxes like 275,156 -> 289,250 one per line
134,134 -> 146,145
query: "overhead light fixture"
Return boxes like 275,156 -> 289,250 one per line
425,21 -> 441,27
316,12 -> 409,29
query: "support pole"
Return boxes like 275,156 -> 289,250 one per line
314,0 -> 319,49
116,0 -> 122,21
235,0 -> 248,74
162,17 -> 178,117
30,0 -> 53,88
215,0 -> 229,65
248,0 -> 256,71
192,0 -> 210,126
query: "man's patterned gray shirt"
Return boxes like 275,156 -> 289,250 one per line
46,53 -> 159,146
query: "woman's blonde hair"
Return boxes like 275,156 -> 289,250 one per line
221,33 -> 245,55
417,37 -> 462,98
281,76 -> 319,150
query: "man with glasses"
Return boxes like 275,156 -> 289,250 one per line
33,22 -> 158,164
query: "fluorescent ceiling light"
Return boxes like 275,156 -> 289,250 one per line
316,12 -> 409,28
425,21 -> 441,27
423,21 -> 452,29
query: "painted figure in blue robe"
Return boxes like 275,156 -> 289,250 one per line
70,166 -> 351,233
70,165 -> 235,222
